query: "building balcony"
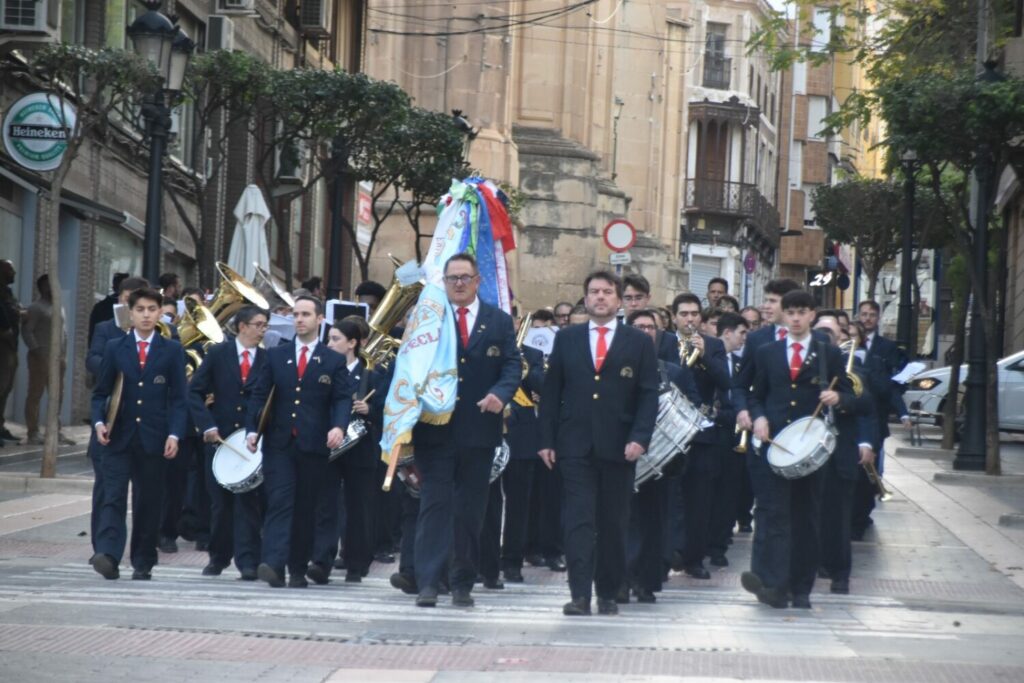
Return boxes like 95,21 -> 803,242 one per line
684,177 -> 780,246
702,57 -> 732,90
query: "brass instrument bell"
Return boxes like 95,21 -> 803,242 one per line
679,324 -> 702,367
208,262 -> 270,325
734,424 -> 749,454
360,255 -> 424,369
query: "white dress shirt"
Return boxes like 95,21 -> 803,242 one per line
865,331 -> 877,352
453,297 -> 480,339
589,318 -> 618,367
295,338 -> 318,365
236,339 -> 257,366
133,330 -> 156,349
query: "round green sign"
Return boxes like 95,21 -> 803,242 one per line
3,92 -> 76,172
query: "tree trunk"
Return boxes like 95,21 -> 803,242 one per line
40,163 -> 70,478
941,298 -> 968,450
866,267 -> 878,301
985,235 -> 1004,475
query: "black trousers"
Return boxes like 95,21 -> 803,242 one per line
851,467 -> 877,535
398,483 -> 418,576
500,458 -> 534,570
414,444 -> 492,592
526,460 -> 563,559
479,478 -> 504,581
708,444 -> 746,557
747,447 -> 825,596
205,444 -> 263,572
312,458 -> 376,575
629,475 -> 667,592
260,443 -> 327,576
94,433 -> 166,570
680,443 -> 717,566
559,456 -> 634,602
183,435 -> 211,542
159,435 -> 191,540
820,463 -> 855,582
735,455 -> 755,528
374,460 -> 403,553
88,437 -> 103,552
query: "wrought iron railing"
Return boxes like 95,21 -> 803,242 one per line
684,178 -> 781,237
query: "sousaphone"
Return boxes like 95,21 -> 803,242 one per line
253,263 -> 295,311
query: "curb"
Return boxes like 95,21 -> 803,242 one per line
999,513 -> 1024,528
894,446 -> 954,459
0,474 -> 94,494
933,471 -> 1024,486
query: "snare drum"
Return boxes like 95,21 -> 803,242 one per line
635,386 -> 703,487
328,418 -> 369,462
767,416 -> 836,480
212,428 -> 264,493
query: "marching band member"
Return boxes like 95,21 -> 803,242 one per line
742,290 -> 854,609
245,295 -> 354,588
670,293 -> 732,580
624,309 -> 699,603
813,312 -> 878,595
90,287 -> 187,581
706,312 -> 750,567
412,253 -> 521,608
188,304 -> 269,580
308,319 -> 385,585
539,271 -> 659,616
623,274 -> 680,363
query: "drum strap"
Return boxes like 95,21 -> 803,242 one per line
356,362 -> 371,399
656,360 -> 671,392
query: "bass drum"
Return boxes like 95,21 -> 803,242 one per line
399,440 -> 511,499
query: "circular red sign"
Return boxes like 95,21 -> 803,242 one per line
603,219 -> 636,253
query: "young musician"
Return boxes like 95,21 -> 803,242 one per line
188,305 -> 269,580
743,290 -> 855,609
245,295 -> 354,588
90,287 -> 187,580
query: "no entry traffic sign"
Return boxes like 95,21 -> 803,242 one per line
603,219 -> 636,253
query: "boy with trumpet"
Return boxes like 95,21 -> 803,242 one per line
743,290 -> 854,609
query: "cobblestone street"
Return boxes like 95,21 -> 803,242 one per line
0,425 -> 1022,682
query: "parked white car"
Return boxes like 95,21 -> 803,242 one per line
903,349 -> 1024,431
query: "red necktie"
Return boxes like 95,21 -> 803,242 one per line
297,345 -> 308,380
457,307 -> 470,347
789,342 -> 803,381
595,326 -> 609,371
778,328 -> 787,341
240,349 -> 251,383
137,340 -> 149,369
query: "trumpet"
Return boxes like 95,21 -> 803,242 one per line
863,461 -> 894,501
839,338 -> 864,397
515,312 -> 533,380
679,324 -> 702,367
734,424 -> 749,453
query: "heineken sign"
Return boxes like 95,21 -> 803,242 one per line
3,93 -> 77,172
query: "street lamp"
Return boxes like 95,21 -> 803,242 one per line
896,149 -> 919,358
128,1 -> 194,285
955,62 -> 1003,472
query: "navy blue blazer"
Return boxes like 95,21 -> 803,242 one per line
684,332 -> 733,445
733,325 -> 830,413
340,358 -> 388,468
863,333 -> 907,439
245,341 -> 354,456
656,329 -> 681,365
188,338 -> 268,436
539,323 -> 659,461
748,338 -> 855,438
87,319 -> 127,376
91,332 -> 188,454
661,360 -> 701,406
830,354 -> 880,479
506,346 -> 546,461
412,301 -> 522,451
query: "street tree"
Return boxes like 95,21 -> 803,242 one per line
25,44 -> 161,477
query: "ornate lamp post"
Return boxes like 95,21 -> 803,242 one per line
896,149 -> 919,357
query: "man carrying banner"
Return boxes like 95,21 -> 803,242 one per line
410,253 -> 520,607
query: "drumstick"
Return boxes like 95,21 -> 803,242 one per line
764,437 -> 796,456
358,388 -> 376,402
216,435 -> 251,462
803,377 -> 839,435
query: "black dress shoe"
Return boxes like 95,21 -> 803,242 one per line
525,553 -> 545,567
670,550 -> 685,572
374,551 -> 396,564
344,572 -> 362,583
0,427 -> 16,441
202,562 -> 227,576
635,588 -> 657,603
503,567 -> 524,583
562,598 -> 591,616
737,523 -> 753,533
158,537 -> 178,554
741,570 -> 786,608
288,574 -> 309,588
306,563 -> 330,585
239,568 -> 258,581
91,554 -> 119,580
615,585 -> 630,604
482,577 -> 504,590
390,572 -> 418,594
709,554 -> 729,567
830,578 -> 850,594
257,563 -> 285,588
333,556 -> 346,570
416,588 -> 438,607
684,564 -> 711,579
597,598 -> 619,615
195,539 -> 210,552
545,555 -> 567,572
791,594 -> 812,609
451,588 -> 475,607
132,568 -> 152,581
